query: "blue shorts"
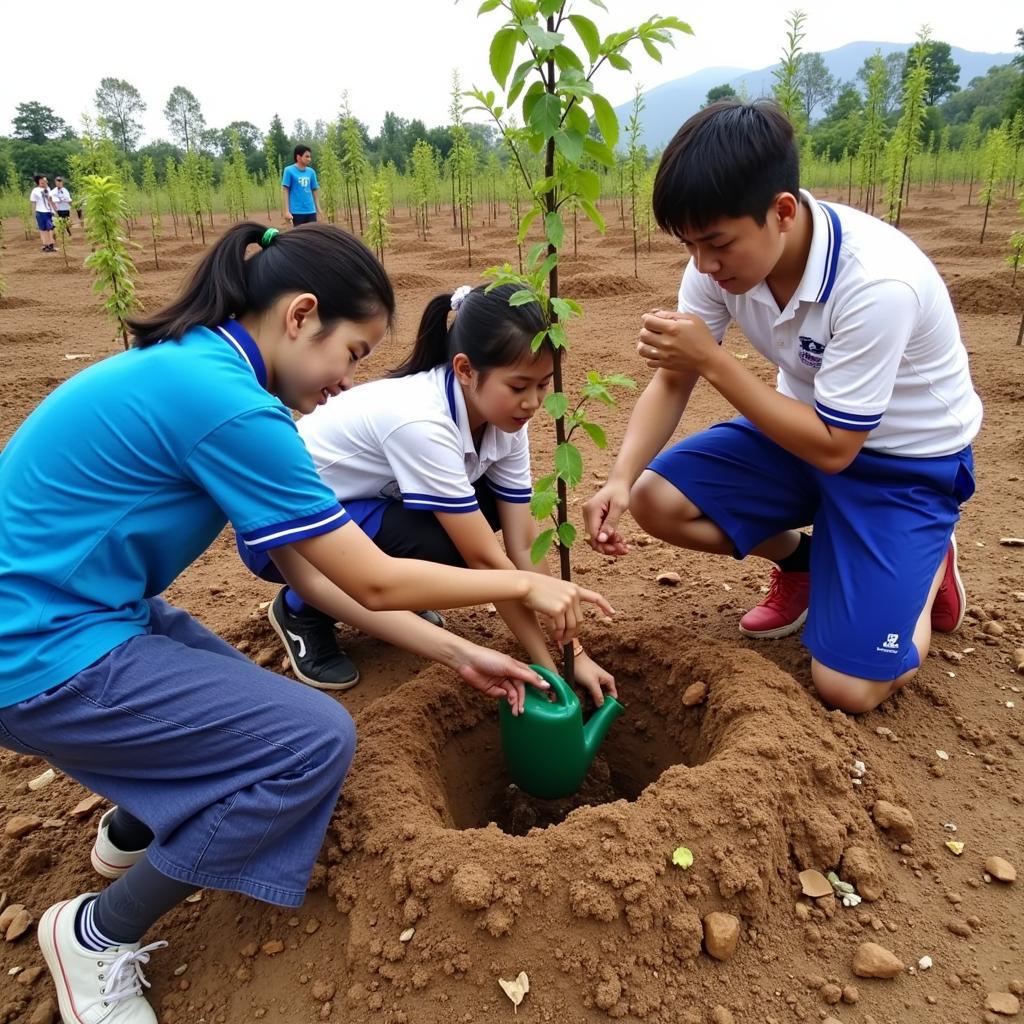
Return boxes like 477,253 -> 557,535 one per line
0,598 -> 355,906
35,212 -> 53,231
647,417 -> 976,681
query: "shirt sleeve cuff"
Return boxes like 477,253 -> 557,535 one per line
238,503 -> 351,551
814,401 -> 882,432
486,481 -> 532,504
401,492 -> 479,513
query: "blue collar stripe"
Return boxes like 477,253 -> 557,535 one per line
444,368 -> 458,420
217,320 -> 269,390
816,203 -> 842,304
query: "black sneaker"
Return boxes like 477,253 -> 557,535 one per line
268,589 -> 360,690
417,610 -> 447,628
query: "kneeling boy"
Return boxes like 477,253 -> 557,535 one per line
583,100 -> 982,714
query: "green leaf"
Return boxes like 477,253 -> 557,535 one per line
529,93 -> 562,139
557,521 -> 577,547
543,391 -> 569,419
522,22 -> 564,51
575,168 -> 601,203
590,94 -> 619,148
507,59 -> 535,107
508,288 -> 538,306
580,421 -> 607,449
477,0 -> 502,12
538,252 -> 558,280
517,206 -> 541,245
530,489 -> 559,520
583,137 -> 616,167
579,198 -> 605,232
554,129 -> 585,163
522,80 -> 547,124
553,45 -> 584,72
531,528 -> 555,563
567,13 -> 601,63
671,847 -> 694,870
534,472 -> 556,492
530,328 -> 549,352
602,372 -> 636,389
548,322 -> 567,348
607,52 -> 631,72
544,211 -> 564,249
555,442 -> 583,486
565,104 -> 590,138
642,37 -> 662,62
489,28 -> 520,88
550,297 -> 577,321
525,241 -> 547,268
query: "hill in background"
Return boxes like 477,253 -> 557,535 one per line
617,41 -> 1017,148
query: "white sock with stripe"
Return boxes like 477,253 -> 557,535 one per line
75,897 -> 123,952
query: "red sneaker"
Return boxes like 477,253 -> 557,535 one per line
739,568 -> 810,639
931,534 -> 966,633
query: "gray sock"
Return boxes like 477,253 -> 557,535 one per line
91,855 -> 199,945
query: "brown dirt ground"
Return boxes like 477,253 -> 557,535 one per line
1,188 -> 1023,1024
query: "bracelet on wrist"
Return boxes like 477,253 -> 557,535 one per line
572,639 -> 584,657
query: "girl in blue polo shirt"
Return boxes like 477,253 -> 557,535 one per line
242,283 -> 617,705
0,222 -> 611,1023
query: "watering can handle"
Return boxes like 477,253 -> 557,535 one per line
530,664 -> 577,707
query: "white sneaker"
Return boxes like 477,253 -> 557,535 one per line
91,808 -> 148,880
38,893 -> 167,1023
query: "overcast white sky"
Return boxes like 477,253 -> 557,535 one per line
1,0 -> 1018,143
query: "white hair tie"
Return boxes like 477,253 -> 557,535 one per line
450,285 -> 473,312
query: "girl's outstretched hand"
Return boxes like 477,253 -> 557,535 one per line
573,650 -> 618,707
519,574 -> 615,645
453,644 -> 549,716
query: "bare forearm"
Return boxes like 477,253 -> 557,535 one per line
701,349 -> 856,473
608,370 -> 698,485
281,187 -> 290,214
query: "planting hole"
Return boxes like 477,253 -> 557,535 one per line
440,660 -> 712,834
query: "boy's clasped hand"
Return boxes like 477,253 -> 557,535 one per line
637,310 -> 720,374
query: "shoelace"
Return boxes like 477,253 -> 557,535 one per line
85,940 -> 169,1011
762,568 -> 804,608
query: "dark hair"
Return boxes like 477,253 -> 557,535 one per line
128,222 -> 394,348
294,145 -> 311,160
33,174 -> 46,184
391,284 -> 549,378
652,100 -> 800,238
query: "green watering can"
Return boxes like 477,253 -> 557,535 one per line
498,664 -> 625,800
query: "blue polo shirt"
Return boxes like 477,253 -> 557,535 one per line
0,320 -> 349,706
281,164 -> 318,215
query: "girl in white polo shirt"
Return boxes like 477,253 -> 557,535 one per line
242,283 -> 617,705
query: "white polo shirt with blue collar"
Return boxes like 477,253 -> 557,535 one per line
678,189 -> 983,458
297,364 -> 533,537
0,319 -> 348,706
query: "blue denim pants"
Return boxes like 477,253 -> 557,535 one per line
0,598 -> 355,907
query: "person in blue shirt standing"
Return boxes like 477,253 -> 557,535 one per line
0,221 -> 610,1023
281,144 -> 321,226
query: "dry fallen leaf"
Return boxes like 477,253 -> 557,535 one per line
799,869 -> 834,899
498,971 -> 529,1012
945,840 -> 965,856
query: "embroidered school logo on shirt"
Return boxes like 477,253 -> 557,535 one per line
876,633 -> 900,654
798,335 -> 826,368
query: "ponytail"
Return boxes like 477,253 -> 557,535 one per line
127,221 -> 395,348
390,283 -> 548,378
389,293 -> 455,376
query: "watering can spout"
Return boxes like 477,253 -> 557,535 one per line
583,694 -> 625,762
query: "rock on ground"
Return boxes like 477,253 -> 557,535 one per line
852,942 -> 904,979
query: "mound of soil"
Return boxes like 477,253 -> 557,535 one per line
388,272 -> 443,290
947,274 -> 1023,315
325,628 -> 886,1020
562,272 -> 651,297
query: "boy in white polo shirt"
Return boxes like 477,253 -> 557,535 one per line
29,174 -> 57,252
583,100 -> 982,715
